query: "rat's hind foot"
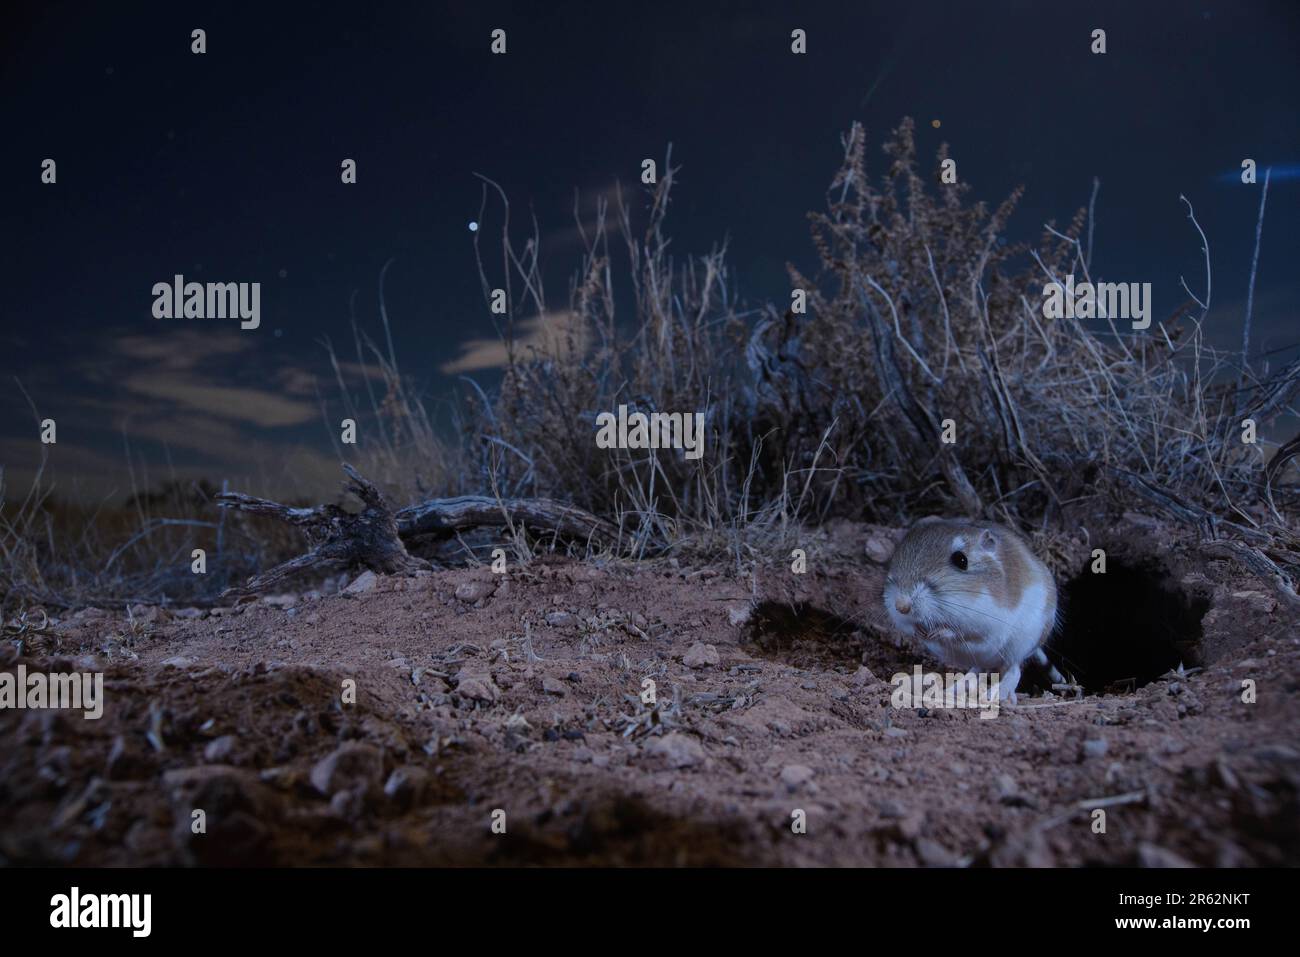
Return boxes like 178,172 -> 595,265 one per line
1032,647 -> 1065,685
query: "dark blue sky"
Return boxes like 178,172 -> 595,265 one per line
3,0 -> 1298,502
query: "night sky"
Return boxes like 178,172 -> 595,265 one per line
3,0 -> 1298,504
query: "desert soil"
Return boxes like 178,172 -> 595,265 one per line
2,521 -> 1297,867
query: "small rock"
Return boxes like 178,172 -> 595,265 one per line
852,665 -> 879,687
159,656 -> 193,669
864,536 -> 894,563
896,811 -> 925,840
726,604 -> 752,627
996,774 -> 1030,806
915,837 -> 956,867
204,735 -> 237,763
456,672 -> 500,703
878,800 -> 906,819
454,579 -> 496,602
544,611 -> 572,626
542,676 -> 567,696
330,789 -> 366,819
128,603 -> 169,624
644,732 -> 705,769
383,766 -> 429,808
780,764 -> 814,790
1081,738 -> 1108,760
344,570 -> 379,595
263,593 -> 297,608
309,743 -> 384,796
682,642 -> 721,669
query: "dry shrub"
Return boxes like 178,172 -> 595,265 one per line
0,470 -> 302,615
459,119 -> 1299,575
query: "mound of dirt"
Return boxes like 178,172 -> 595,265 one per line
2,523 -> 1296,866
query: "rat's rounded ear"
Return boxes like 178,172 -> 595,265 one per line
978,528 -> 999,552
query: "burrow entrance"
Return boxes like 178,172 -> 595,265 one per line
1049,555 -> 1210,694
746,601 -> 866,670
743,557 -> 1210,695
744,600 -> 917,679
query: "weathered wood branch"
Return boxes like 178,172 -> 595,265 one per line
396,495 -> 619,545
215,463 -> 428,596
216,463 -> 617,596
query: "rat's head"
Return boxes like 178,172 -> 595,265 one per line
883,518 -> 1007,636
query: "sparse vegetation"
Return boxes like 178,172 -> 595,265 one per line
3,118 -> 1298,614
445,119 -> 1300,585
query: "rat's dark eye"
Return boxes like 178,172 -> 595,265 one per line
950,551 -> 968,571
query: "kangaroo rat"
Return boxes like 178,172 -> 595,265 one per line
883,517 -> 1061,702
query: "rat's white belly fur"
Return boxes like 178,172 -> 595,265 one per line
927,580 -> 1052,671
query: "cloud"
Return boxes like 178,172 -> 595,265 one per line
111,412 -> 260,460
440,310 -> 590,374
540,181 -> 632,251
120,373 -> 317,427
111,329 -> 253,371
0,328 -> 406,504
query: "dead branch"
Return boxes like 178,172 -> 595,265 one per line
216,463 -> 619,596
397,495 -> 619,545
1200,539 -> 1300,609
215,463 -> 428,597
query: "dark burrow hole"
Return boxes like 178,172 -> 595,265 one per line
1050,555 -> 1210,694
746,601 -> 866,669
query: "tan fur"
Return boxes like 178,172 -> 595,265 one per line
887,518 -> 1055,625
884,517 -> 1060,698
